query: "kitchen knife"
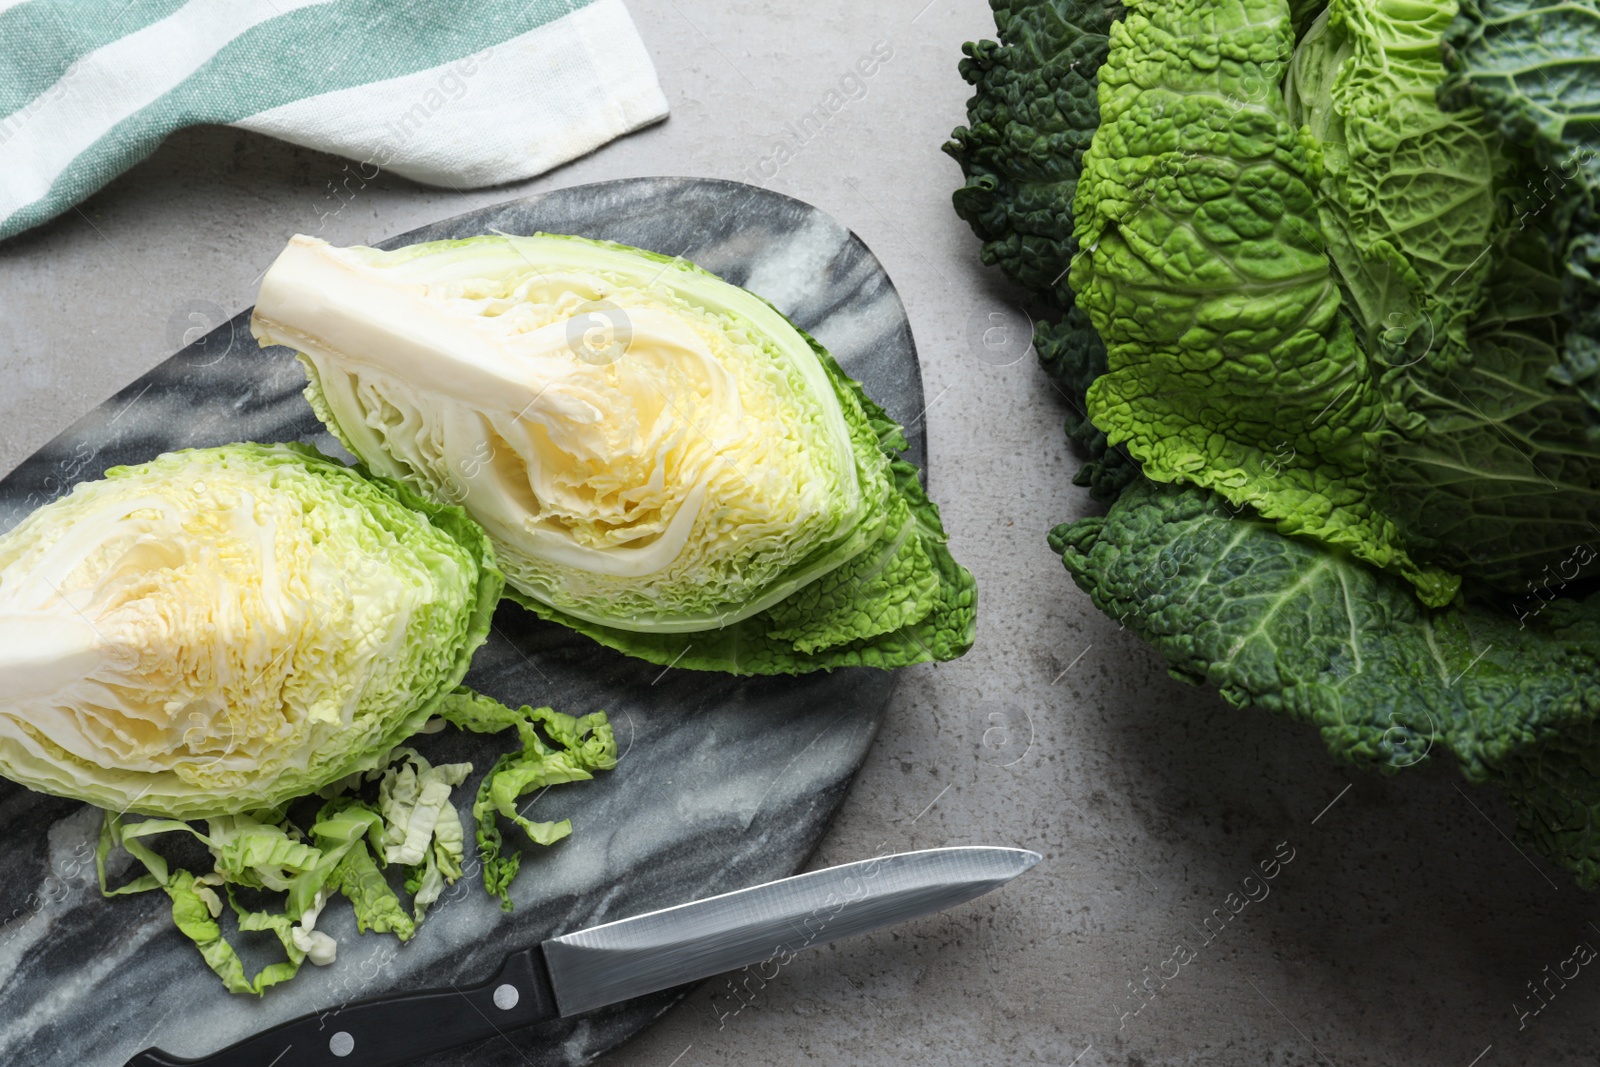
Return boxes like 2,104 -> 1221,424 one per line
124,845 -> 1039,1067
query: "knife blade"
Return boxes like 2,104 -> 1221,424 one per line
123,846 -> 1039,1067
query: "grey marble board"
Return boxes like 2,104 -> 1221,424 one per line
0,178 -> 927,1067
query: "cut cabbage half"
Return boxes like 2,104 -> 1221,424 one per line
0,443 -> 500,818
251,233 -> 975,674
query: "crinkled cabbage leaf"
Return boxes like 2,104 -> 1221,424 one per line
1069,0 -> 1457,605
1054,480 -> 1600,887
944,0 -> 1123,307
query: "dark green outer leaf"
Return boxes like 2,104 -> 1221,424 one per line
1054,479 -> 1600,885
944,0 -> 1123,305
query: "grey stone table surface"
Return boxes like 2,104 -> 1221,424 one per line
0,2 -> 1596,1065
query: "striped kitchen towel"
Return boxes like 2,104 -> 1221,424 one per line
0,0 -> 669,241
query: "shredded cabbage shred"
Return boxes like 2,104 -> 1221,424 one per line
97,691 -> 616,994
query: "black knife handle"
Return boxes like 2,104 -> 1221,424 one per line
123,945 -> 559,1067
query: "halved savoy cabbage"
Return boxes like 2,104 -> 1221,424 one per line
0,442 -> 499,819
251,233 -> 976,675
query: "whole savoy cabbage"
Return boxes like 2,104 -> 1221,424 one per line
948,0 -> 1600,886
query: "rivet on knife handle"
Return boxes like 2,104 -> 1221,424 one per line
122,946 -> 558,1067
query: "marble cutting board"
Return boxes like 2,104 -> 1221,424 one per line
0,177 -> 929,1066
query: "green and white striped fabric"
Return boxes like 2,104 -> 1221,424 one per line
0,0 -> 668,241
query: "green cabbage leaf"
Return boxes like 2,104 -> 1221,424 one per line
944,0 -> 1123,306
1069,0 -> 1456,606
1055,480 -> 1600,886
1442,0 -> 1600,423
